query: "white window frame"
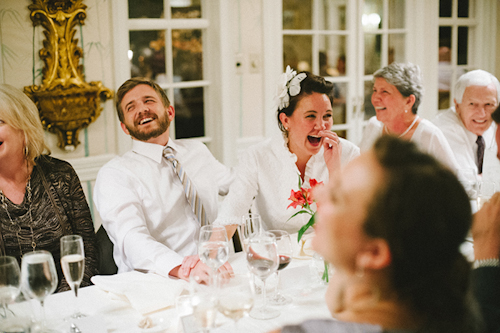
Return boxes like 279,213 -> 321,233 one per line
111,0 -> 236,164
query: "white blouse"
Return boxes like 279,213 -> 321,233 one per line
359,116 -> 460,172
215,135 -> 360,235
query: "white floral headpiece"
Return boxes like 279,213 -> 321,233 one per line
275,66 -> 307,111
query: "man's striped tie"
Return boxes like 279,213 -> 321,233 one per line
163,147 -> 208,226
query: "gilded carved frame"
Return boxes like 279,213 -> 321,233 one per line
24,0 -> 113,151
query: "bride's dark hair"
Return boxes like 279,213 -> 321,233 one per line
277,72 -> 334,133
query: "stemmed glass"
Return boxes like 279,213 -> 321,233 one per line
198,225 -> 229,287
217,273 -> 254,329
0,256 -> 21,318
238,214 -> 263,253
21,250 -> 58,332
267,230 -> 293,306
60,235 -> 86,318
477,181 -> 496,210
190,285 -> 218,333
246,232 -> 280,320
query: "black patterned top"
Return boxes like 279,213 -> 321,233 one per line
0,156 -> 98,293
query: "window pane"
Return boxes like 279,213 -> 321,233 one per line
388,34 -> 405,64
283,35 -> 312,71
319,35 -> 346,77
130,30 -> 166,81
364,80 -> 375,120
174,87 -> 205,138
171,0 -> 202,19
439,26 -> 452,49
363,0 -> 383,31
320,0 -> 347,30
388,0 -> 405,29
283,0 -> 312,30
172,29 -> 203,81
439,0 -> 452,17
457,26 -> 468,65
332,82 -> 347,125
457,0 -> 470,18
364,34 -> 381,75
128,0 -> 164,19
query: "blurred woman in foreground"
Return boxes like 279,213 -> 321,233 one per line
276,136 -> 482,332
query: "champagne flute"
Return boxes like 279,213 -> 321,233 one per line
21,250 -> 58,332
246,232 -> 280,320
267,230 -> 293,306
217,273 -> 254,329
60,235 -> 86,318
0,256 -> 21,318
198,225 -> 229,287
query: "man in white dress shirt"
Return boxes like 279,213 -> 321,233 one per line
433,70 -> 500,176
94,78 -> 233,281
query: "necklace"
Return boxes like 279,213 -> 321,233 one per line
0,177 -> 36,255
384,116 -> 419,138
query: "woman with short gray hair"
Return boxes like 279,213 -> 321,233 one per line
359,62 -> 459,172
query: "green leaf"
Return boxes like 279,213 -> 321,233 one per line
286,209 -> 313,222
322,261 -> 329,283
297,213 -> 315,242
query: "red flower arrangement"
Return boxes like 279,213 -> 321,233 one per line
287,177 -> 323,242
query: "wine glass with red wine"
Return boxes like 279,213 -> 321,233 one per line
267,230 -> 293,306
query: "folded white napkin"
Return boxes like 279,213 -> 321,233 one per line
91,271 -> 188,315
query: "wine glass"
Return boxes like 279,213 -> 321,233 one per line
21,250 -> 58,333
198,225 -> 229,287
238,214 -> 263,253
477,181 -> 496,210
190,273 -> 218,333
0,256 -> 21,318
60,235 -> 86,318
246,232 -> 280,320
267,230 -> 293,306
217,273 -> 254,329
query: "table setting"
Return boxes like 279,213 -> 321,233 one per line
2,219 -> 332,333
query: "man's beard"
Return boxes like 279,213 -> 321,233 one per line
125,115 -> 170,141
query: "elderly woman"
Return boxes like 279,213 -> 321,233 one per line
215,67 -> 360,235
0,84 -> 98,292
360,62 -> 458,172
274,136 -> 482,332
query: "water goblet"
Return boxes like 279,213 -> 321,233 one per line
0,256 -> 21,318
21,250 -> 58,333
198,225 -> 229,287
217,273 -> 254,329
60,235 -> 86,318
246,232 -> 280,320
267,230 -> 293,306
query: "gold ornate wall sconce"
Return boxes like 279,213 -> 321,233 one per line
24,0 -> 113,151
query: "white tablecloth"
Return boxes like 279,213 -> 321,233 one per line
9,252 -> 331,333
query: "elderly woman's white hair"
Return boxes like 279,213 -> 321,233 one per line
454,69 -> 500,104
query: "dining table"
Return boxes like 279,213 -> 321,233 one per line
6,240 -> 332,333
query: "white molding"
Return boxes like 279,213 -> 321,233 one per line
262,1 -> 283,139
111,0 -> 133,155
67,154 -> 116,182
406,0 -> 439,121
